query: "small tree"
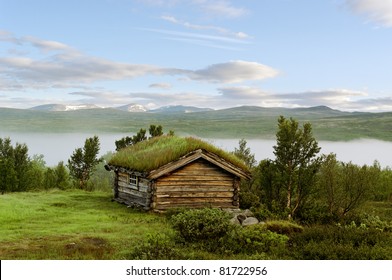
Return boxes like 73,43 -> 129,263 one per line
115,125 -> 170,150
273,116 -> 321,219
68,136 -> 103,190
234,139 -> 256,169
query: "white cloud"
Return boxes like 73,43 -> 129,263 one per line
216,86 -> 386,110
194,0 -> 248,18
161,15 -> 252,39
149,83 -> 172,89
346,0 -> 392,27
1,32 -> 275,90
189,61 -> 279,83
138,0 -> 248,18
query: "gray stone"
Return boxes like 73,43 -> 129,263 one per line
230,216 -> 241,225
236,214 -> 247,224
242,217 -> 259,226
243,209 -> 254,217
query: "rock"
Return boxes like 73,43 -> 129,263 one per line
242,217 -> 259,226
236,214 -> 247,224
243,209 -> 254,217
230,216 -> 241,225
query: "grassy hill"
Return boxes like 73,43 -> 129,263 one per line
0,106 -> 391,141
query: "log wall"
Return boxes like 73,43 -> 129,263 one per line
152,158 -> 239,210
115,172 -> 152,210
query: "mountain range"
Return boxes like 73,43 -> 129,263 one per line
1,104 -> 391,141
29,103 -> 213,113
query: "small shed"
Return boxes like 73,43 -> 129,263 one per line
106,136 -> 250,211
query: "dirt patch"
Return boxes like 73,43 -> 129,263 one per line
64,237 -> 112,259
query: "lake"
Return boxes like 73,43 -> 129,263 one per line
0,132 -> 391,168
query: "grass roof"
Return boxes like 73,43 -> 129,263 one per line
108,135 -> 249,173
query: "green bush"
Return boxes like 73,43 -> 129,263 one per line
287,225 -> 392,259
127,233 -> 182,260
240,191 -> 260,209
223,224 -> 288,255
264,220 -> 304,235
170,208 -> 233,243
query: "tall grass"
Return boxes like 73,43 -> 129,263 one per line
109,135 -> 249,172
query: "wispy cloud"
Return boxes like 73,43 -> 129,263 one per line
217,86 -> 392,111
189,61 -> 279,83
149,83 -> 172,89
346,0 -> 392,27
137,0 -> 248,18
0,32 -> 277,92
194,0 -> 248,18
139,27 -> 250,45
161,15 -> 252,39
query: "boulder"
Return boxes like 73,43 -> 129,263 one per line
242,217 -> 259,226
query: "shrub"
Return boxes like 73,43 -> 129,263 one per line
222,224 -> 288,255
264,220 -> 304,235
287,225 -> 392,260
170,208 -> 233,243
127,233 -> 182,260
240,191 -> 260,209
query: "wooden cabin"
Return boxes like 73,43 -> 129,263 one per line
106,136 -> 250,211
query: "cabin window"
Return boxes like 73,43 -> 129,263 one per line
129,174 -> 139,189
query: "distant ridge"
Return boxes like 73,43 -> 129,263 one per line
150,105 -> 214,113
116,103 -> 147,112
30,103 -> 101,111
2,104 -> 391,141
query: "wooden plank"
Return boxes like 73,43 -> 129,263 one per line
117,193 -> 149,207
155,202 -> 237,210
156,180 -> 233,186
118,187 -> 147,198
156,191 -> 233,198
118,181 -> 138,190
159,174 -> 233,182
155,197 -> 232,203
118,174 -> 129,183
155,186 -> 234,193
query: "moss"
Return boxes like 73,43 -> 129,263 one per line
108,135 -> 249,173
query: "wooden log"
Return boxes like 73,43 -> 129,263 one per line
155,202 -> 237,210
118,181 -> 138,190
118,187 -> 147,198
155,197 -> 232,203
155,186 -> 234,193
156,180 -> 233,186
159,175 -> 233,181
156,191 -> 233,198
117,193 -> 149,207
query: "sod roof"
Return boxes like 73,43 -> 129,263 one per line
108,135 -> 249,173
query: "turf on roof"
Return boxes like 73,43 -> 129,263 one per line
108,135 -> 249,173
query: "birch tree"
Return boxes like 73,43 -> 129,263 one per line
273,116 -> 321,219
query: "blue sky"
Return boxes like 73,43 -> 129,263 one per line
1,0 -> 392,111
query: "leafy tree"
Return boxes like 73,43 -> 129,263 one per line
149,124 -> 163,138
115,125 -> 171,150
43,168 -> 57,190
68,136 -> 103,190
233,139 -> 256,169
273,116 -> 321,219
25,154 -> 46,191
0,138 -> 30,193
316,154 -> 380,219
54,161 -> 70,190
13,142 -> 30,191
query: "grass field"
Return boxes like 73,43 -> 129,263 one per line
2,189 -> 392,260
0,190 -> 172,259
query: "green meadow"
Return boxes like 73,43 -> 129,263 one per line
0,190 -> 172,259
1,189 -> 392,260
